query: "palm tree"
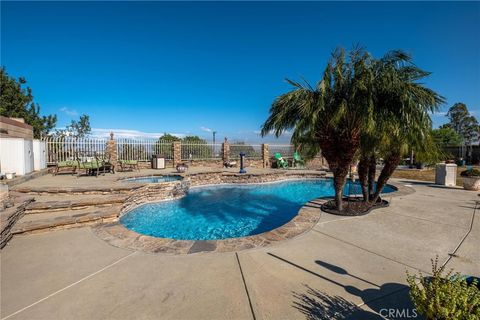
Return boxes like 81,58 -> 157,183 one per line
359,51 -> 444,203
261,48 -> 375,211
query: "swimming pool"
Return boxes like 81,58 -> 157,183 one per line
120,179 -> 395,240
122,176 -> 182,183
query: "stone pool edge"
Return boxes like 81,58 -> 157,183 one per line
92,174 -> 414,255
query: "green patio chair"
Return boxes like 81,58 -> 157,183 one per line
274,152 -> 288,169
95,152 -> 115,174
76,153 -> 103,177
293,151 -> 305,168
53,159 -> 77,176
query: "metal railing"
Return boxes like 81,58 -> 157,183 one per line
43,136 -> 311,164
43,137 -> 107,164
269,144 -> 295,158
230,144 -> 262,159
117,138 -> 172,161
181,142 -> 222,160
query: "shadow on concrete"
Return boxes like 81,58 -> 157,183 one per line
267,253 -> 420,319
293,284 -> 382,320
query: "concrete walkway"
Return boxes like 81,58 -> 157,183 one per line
1,180 -> 479,320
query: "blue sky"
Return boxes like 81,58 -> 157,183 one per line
2,1 -> 479,141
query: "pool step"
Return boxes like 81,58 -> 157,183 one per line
12,185 -> 142,195
25,195 -> 127,214
12,205 -> 122,235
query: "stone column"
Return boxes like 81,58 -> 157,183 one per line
172,141 -> 181,167
262,143 -> 269,168
222,138 -> 230,163
106,132 -> 118,167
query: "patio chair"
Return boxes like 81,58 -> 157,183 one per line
293,151 -> 305,168
52,154 -> 77,176
118,159 -> 140,172
95,152 -> 115,174
76,153 -> 103,177
274,153 -> 289,169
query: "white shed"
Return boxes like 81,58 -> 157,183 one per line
0,138 -> 34,176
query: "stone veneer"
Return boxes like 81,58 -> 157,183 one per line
105,133 -> 118,167
121,178 -> 189,214
1,194 -> 34,248
172,141 -> 182,167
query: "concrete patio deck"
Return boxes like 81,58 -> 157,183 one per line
1,178 -> 479,319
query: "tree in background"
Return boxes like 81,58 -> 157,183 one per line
0,67 -> 57,138
67,115 -> 91,138
181,135 -> 213,159
54,114 -> 91,138
443,103 -> 479,162
159,133 -> 181,142
153,134 -> 213,160
431,127 -> 462,148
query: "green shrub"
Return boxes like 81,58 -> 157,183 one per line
406,257 -> 480,320
460,169 -> 480,177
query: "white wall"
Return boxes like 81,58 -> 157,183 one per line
33,140 -> 47,171
0,138 -> 34,175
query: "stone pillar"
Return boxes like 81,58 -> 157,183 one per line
106,132 -> 118,167
262,143 -> 269,168
172,141 -> 181,167
222,138 -> 230,163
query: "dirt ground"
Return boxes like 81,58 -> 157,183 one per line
391,166 -> 466,186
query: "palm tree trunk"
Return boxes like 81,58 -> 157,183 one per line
319,130 -> 361,211
368,155 -> 376,201
357,156 -> 369,201
332,166 -> 349,211
372,151 -> 401,203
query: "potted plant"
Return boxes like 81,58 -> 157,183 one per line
461,168 -> 480,191
407,257 -> 480,320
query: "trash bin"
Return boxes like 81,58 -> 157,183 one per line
151,155 -> 165,169
435,163 -> 457,186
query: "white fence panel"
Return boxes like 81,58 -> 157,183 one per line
230,144 -> 262,159
181,143 -> 222,160
43,137 -> 107,164
117,138 -> 172,161
269,144 -> 295,158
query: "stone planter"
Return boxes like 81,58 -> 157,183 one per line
462,176 -> 480,191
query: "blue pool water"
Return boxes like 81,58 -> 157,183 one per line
120,179 -> 395,240
122,176 -> 182,183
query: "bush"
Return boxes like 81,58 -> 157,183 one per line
460,169 -> 480,177
406,257 -> 480,320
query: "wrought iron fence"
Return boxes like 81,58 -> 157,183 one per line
117,138 -> 172,161
268,144 -> 295,158
43,136 -> 307,164
43,137 -> 107,164
230,144 -> 262,159
181,142 -> 222,160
